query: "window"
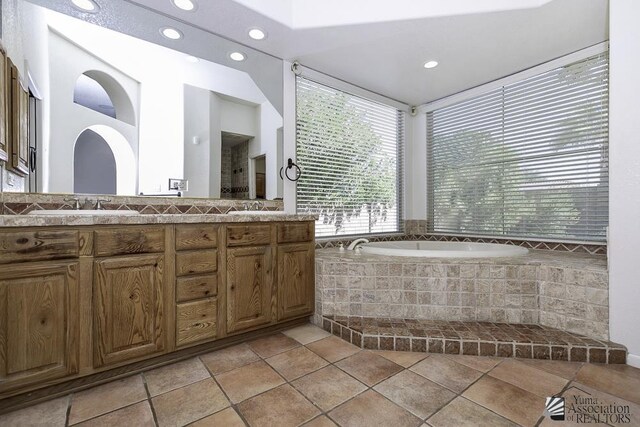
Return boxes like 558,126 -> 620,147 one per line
427,53 -> 609,242
296,77 -> 404,237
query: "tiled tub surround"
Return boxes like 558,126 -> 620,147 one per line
0,192 -> 283,215
314,249 -> 610,341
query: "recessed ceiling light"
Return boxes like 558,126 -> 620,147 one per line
248,28 -> 266,40
71,0 -> 99,12
160,27 -> 183,40
424,60 -> 439,69
229,52 -> 246,62
185,55 -> 199,63
171,0 -> 196,11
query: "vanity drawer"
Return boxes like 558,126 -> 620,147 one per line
175,225 -> 218,250
176,298 -> 217,346
278,222 -> 314,243
0,230 -> 79,264
176,275 -> 217,302
94,227 -> 165,257
175,250 -> 218,276
226,224 -> 272,247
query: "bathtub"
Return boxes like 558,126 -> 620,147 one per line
359,240 -> 528,258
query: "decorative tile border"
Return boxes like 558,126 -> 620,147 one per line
0,193 -> 283,215
315,315 -> 626,364
412,234 -> 607,256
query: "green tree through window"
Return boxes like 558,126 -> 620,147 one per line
296,78 -> 402,236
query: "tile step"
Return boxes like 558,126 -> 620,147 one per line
320,315 -> 627,364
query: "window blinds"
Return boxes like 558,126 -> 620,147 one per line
427,53 -> 609,242
296,77 -> 404,237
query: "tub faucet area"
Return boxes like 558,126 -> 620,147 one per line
347,238 -> 369,250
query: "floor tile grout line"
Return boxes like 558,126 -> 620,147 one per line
448,369 -> 520,425
63,376 -> 150,426
64,394 -> 72,427
369,362 -> 461,424
69,400 -> 153,427
453,358 -> 576,427
256,334 -> 364,424
247,332 -> 386,425
141,375 -> 159,427
199,355 -> 252,426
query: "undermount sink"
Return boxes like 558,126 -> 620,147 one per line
27,210 -> 139,216
228,210 -> 287,215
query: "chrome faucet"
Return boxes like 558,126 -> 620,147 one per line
241,201 -> 264,211
63,197 -> 81,210
95,198 -> 111,210
347,238 -> 369,251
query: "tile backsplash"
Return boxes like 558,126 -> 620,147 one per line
0,192 -> 283,215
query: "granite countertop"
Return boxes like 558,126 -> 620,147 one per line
316,248 -> 608,270
0,213 -> 317,227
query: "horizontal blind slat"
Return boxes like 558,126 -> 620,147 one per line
427,52 -> 609,242
297,77 -> 403,237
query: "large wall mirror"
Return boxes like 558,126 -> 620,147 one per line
4,0 -> 284,200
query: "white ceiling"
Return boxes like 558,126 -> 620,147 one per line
39,0 -> 609,106
229,0 -> 555,29
127,0 -> 608,106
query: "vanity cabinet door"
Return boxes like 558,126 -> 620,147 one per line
93,254 -> 165,368
0,261 -> 79,394
226,246 -> 273,333
7,59 -> 29,176
0,46 -> 8,162
277,242 -> 315,321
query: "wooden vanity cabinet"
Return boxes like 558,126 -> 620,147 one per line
226,225 -> 275,333
0,229 -> 79,394
92,227 -> 166,368
277,223 -> 315,321
92,254 -> 165,368
0,220 -> 315,401
0,230 -> 81,393
226,244 -> 274,333
174,225 -> 220,348
225,222 -> 316,333
0,261 -> 79,393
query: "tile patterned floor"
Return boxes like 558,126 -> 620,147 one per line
1,323 -> 639,427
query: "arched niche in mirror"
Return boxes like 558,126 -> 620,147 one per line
74,129 -> 116,194
73,125 -> 137,195
73,70 -> 136,125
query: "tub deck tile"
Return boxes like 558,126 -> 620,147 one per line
321,316 -> 626,364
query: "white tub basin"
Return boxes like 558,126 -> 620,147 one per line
359,241 -> 528,258
228,211 -> 286,215
28,210 -> 139,216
